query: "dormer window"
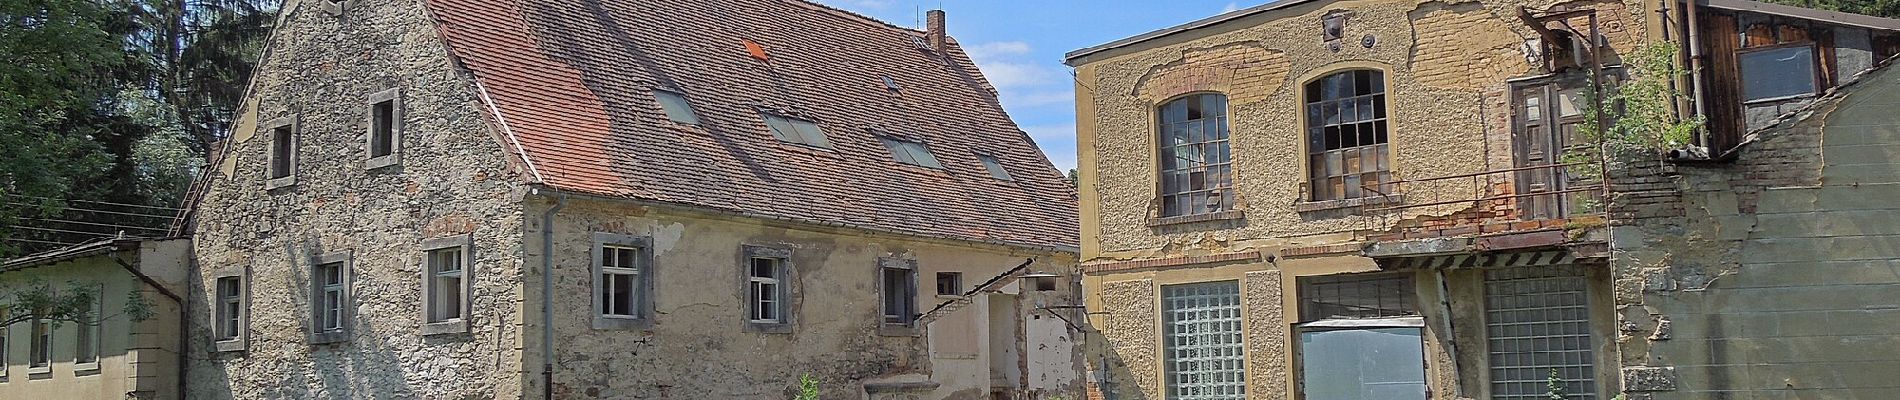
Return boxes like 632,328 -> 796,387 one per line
654,90 -> 700,125
881,137 -> 942,168
762,112 -> 832,148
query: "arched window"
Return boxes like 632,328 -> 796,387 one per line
1306,70 -> 1390,201
1158,93 -> 1232,217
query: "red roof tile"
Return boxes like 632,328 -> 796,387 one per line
424,0 -> 1079,249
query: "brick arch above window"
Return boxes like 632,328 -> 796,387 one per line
1133,42 -> 1289,104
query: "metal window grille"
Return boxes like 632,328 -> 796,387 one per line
1163,281 -> 1245,400
1158,93 -> 1233,217
1485,266 -> 1596,400
1299,273 -> 1417,322
1304,69 -> 1391,200
600,246 -> 641,317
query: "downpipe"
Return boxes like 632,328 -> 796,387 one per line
539,189 -> 567,400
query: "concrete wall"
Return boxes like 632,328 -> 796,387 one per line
0,242 -> 187,400
1613,61 -> 1900,398
185,0 -> 532,397
523,196 -> 1081,400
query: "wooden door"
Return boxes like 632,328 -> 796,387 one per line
1512,80 -> 1587,220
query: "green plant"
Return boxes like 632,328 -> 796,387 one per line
1547,368 -> 1569,400
794,373 -> 819,400
1564,41 -> 1706,180
0,278 -> 155,328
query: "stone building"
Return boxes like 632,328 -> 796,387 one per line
0,238 -> 190,400
180,0 -> 1081,398
1065,0 -> 1898,399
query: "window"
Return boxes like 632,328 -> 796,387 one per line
1296,273 -> 1426,400
75,291 -> 101,365
748,257 -> 783,323
977,154 -> 1012,180
421,235 -> 471,335
1485,266 -> 1598,400
1162,281 -> 1245,399
1158,93 -> 1233,217
265,117 -> 297,188
29,318 -> 50,369
366,88 -> 403,168
762,112 -> 832,148
1305,70 -> 1391,201
0,308 -> 8,379
215,275 -> 245,350
592,233 -> 652,330
879,259 -> 917,328
880,137 -> 943,168
1739,46 -> 1817,101
310,251 -> 352,344
654,90 -> 700,125
935,272 -> 962,296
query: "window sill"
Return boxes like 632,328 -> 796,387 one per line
1146,210 -> 1245,227
309,330 -> 351,345
73,362 -> 101,376
877,324 -> 919,337
266,176 -> 297,191
213,339 -> 246,353
26,366 -> 50,378
365,155 -> 401,170
421,320 -> 468,336
744,321 -> 793,334
1294,194 -> 1404,213
591,315 -> 652,331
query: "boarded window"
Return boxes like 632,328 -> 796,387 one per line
1485,266 -> 1598,400
1305,70 -> 1391,201
762,112 -> 832,148
1739,46 -> 1816,101
1158,93 -> 1234,217
880,137 -> 943,168
1162,281 -> 1245,399
655,90 -> 700,125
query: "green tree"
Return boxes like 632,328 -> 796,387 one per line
0,278 -> 155,328
1760,0 -> 1900,18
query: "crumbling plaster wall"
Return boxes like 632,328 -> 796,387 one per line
1612,63 -> 1900,399
186,0 -> 531,397
524,197 -> 1081,400
1076,0 -> 1649,262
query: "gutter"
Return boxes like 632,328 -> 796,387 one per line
538,189 -> 567,400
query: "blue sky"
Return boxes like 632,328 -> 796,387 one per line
816,0 -> 1262,172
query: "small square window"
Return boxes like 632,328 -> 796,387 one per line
936,272 -> 962,296
977,154 -> 1012,180
365,88 -> 404,169
762,112 -> 832,148
880,137 -> 943,168
655,90 -> 700,125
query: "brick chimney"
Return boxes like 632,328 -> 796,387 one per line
926,9 -> 946,51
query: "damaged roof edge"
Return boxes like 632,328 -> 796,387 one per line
1064,0 -> 1325,65
1699,0 -> 1900,31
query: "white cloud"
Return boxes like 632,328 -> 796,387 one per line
977,62 -> 1062,89
964,41 -> 1033,64
1222,2 -> 1242,12
1002,88 -> 1074,109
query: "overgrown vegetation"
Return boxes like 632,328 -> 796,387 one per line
794,373 -> 820,400
1563,41 -> 1705,183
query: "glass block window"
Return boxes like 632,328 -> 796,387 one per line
1299,273 -> 1416,322
1158,93 -> 1233,217
1305,69 -> 1391,201
1485,266 -> 1597,400
1162,281 -> 1245,400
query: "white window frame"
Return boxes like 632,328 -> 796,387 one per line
592,233 -> 653,330
365,88 -> 404,169
309,251 -> 354,344
421,235 -> 473,336
264,116 -> 298,190
211,267 -> 249,353
741,245 -> 793,333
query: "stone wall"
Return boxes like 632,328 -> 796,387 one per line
522,197 -> 1081,400
185,0 -> 532,397
1612,61 -> 1900,399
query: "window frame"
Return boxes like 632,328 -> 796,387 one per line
1293,272 -> 1428,400
264,116 -> 299,190
308,251 -> 354,344
73,285 -> 102,370
1302,69 -> 1393,202
28,318 -> 52,373
0,306 -> 9,380
876,257 -> 918,336
420,235 -> 473,336
365,88 -> 404,169
975,153 -> 1013,181
741,245 -> 794,333
1736,42 -> 1820,103
1155,92 -> 1236,218
935,271 -> 963,297
654,89 -> 702,125
211,267 -> 249,353
879,136 -> 944,169
761,111 -> 833,149
591,233 -> 655,330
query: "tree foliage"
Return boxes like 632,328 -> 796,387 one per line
0,278 -> 155,328
1760,0 -> 1900,18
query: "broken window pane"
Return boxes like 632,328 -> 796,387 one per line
1299,327 -> 1428,400
1157,94 -> 1234,217
1305,70 -> 1391,201
748,257 -> 782,323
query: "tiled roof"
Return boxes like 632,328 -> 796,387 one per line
423,0 -> 1079,249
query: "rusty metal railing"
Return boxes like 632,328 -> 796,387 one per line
1356,162 -> 1605,237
